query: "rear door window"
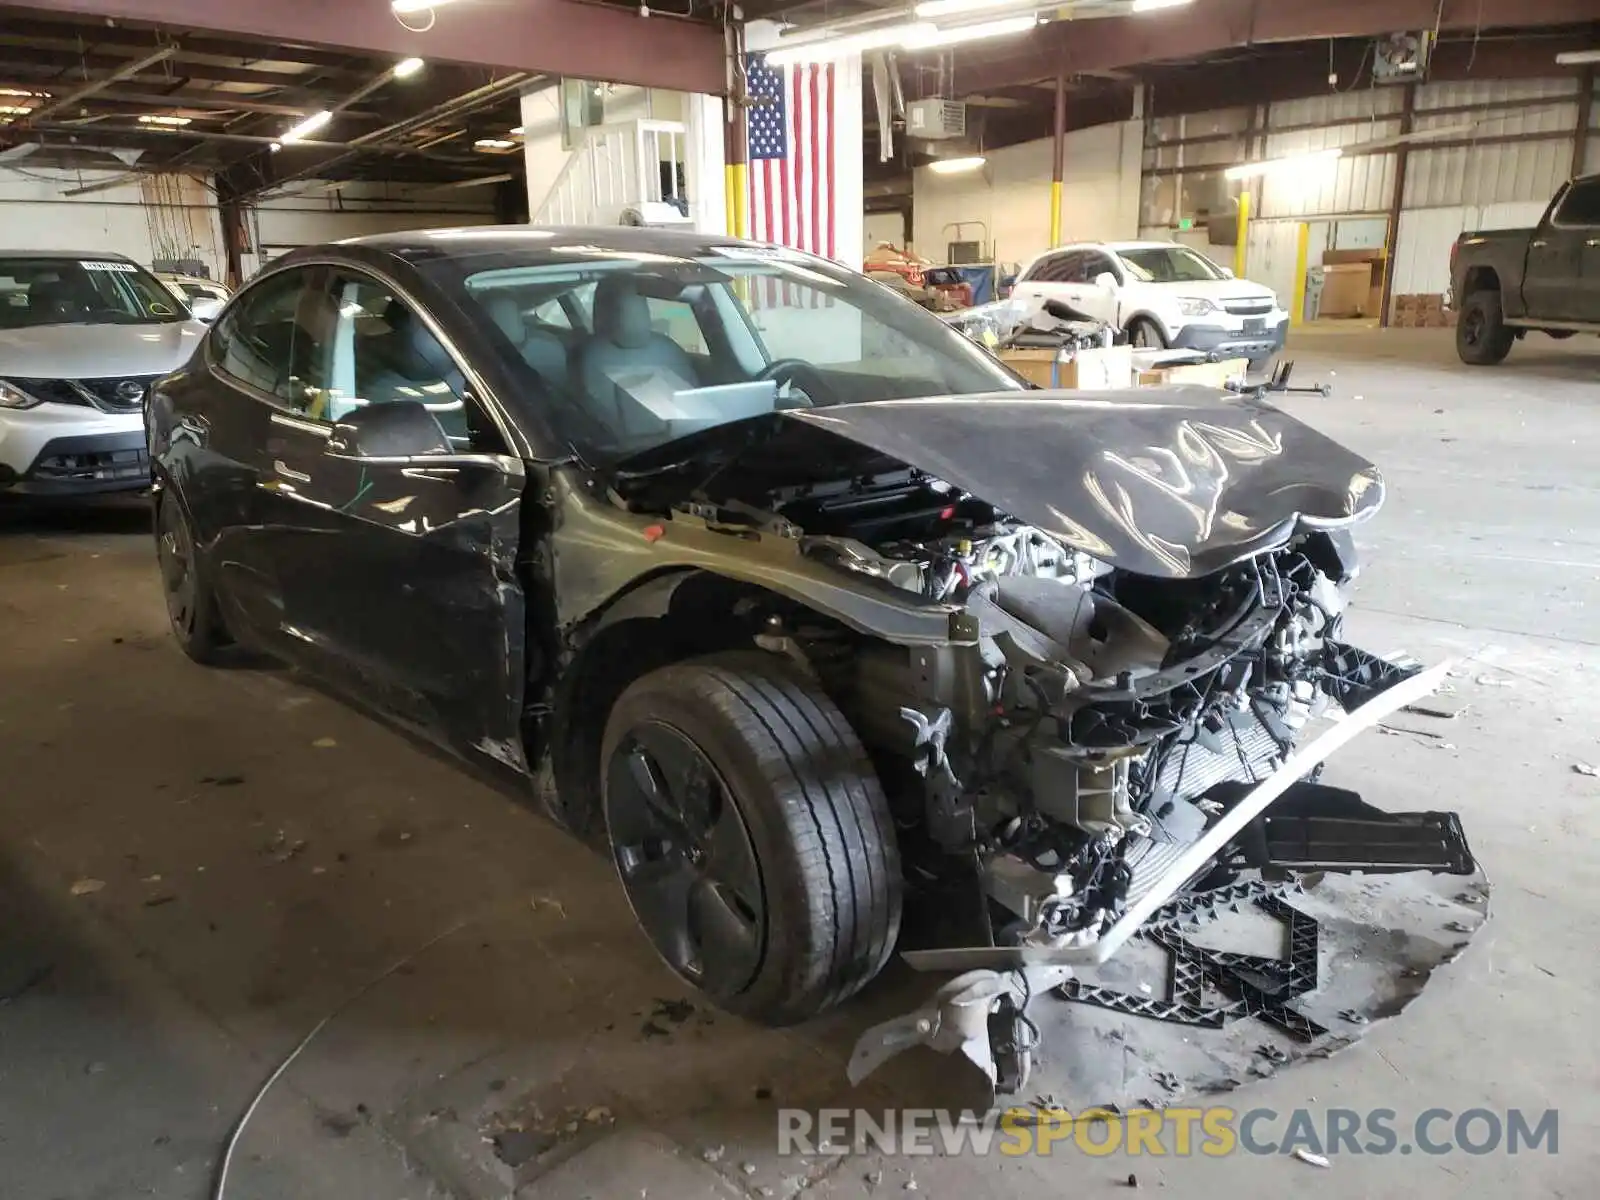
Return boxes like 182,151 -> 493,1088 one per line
1553,179 -> 1600,228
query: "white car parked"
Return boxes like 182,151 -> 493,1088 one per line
0,252 -> 207,498
1011,241 -> 1289,366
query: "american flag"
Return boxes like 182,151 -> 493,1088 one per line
745,52 -> 835,260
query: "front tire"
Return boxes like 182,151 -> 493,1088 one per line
155,492 -> 227,665
1126,316 -> 1167,350
601,652 -> 901,1025
1456,290 -> 1514,365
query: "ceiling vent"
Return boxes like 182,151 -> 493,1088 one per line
906,98 -> 967,140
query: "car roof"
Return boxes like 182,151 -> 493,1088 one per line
0,249 -> 138,261
339,225 -> 739,253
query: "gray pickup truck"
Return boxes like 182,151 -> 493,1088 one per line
1450,172 -> 1600,364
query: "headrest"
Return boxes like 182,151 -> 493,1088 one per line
592,275 -> 651,350
381,300 -> 456,383
485,295 -> 525,345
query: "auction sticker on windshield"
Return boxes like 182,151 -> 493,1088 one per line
80,260 -> 139,272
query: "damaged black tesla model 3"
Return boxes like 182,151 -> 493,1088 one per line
146,228 -> 1473,1091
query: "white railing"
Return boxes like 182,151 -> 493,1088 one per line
534,118 -> 687,227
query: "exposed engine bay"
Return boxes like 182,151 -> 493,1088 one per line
755,481 -> 1379,948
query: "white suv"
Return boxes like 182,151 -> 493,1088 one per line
0,252 -> 207,498
1012,241 -> 1288,366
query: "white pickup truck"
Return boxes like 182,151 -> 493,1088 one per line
1011,240 -> 1289,367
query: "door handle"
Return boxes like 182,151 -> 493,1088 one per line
273,460 -> 311,483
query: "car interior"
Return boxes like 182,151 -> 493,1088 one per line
460,264 -> 980,457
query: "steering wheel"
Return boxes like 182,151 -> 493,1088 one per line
755,357 -> 835,406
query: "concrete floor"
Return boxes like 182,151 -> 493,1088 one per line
2,327 -> 1597,1199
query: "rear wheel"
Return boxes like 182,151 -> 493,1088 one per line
601,652 -> 901,1025
1126,316 -> 1167,350
1456,290 -> 1514,365
155,492 -> 227,664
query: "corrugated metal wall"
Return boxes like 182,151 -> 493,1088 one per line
1139,73 -> 1597,305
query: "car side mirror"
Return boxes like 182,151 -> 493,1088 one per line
189,297 -> 224,323
327,400 -> 452,459
1220,267 -> 1236,279
1093,272 -> 1118,290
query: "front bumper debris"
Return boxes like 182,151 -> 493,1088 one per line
849,659 -> 1487,1106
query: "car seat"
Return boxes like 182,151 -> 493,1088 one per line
575,276 -> 698,440
484,294 -> 569,393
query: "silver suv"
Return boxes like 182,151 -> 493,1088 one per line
0,252 -> 208,497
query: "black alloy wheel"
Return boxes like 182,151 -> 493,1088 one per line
605,721 -> 766,1001
600,654 -> 901,1024
155,495 -> 225,664
1455,289 -> 1514,365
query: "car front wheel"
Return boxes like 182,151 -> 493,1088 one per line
1126,316 -> 1167,349
600,652 -> 901,1025
155,492 -> 228,664
1456,290 -> 1515,365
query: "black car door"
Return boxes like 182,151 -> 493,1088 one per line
156,265 -> 329,657
1525,182 -> 1589,322
258,266 -> 530,766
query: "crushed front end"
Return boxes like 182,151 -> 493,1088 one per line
826,526 -> 1479,1100
604,389 -> 1482,1102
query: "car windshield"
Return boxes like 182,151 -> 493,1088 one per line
427,244 -> 1025,462
0,256 -> 187,329
1116,246 -> 1226,284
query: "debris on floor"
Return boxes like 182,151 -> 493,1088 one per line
1293,1148 -> 1332,1168
261,831 -> 307,864
1402,697 -> 1470,720
311,736 -> 338,748
1572,762 -> 1598,777
69,878 -> 105,896
1474,675 -> 1514,688
701,1144 -> 724,1163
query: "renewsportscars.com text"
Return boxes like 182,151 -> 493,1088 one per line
778,1107 -> 1559,1158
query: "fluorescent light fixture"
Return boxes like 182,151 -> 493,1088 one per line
928,155 -> 986,173
279,110 -> 332,145
767,23 -> 928,66
914,0 -> 1034,18
138,114 -> 192,127
474,138 -> 518,150
1225,147 -> 1341,180
392,0 -> 458,13
1555,50 -> 1600,66
0,104 -> 34,116
392,57 -> 426,78
1131,0 -> 1192,10
904,15 -> 1039,49
0,87 -> 45,98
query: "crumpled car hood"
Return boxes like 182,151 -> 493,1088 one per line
780,387 -> 1383,579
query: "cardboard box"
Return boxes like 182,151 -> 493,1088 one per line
1318,263 -> 1374,317
1136,358 -> 1249,388
1000,344 -> 1132,390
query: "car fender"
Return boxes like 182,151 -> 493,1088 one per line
552,474 -> 964,647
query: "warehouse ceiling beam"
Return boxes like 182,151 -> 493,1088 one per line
240,70 -> 540,199
0,45 -> 343,89
0,83 -> 385,119
21,44 -> 176,124
0,14 -> 378,72
5,0 -> 726,95
922,0 -> 1600,98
